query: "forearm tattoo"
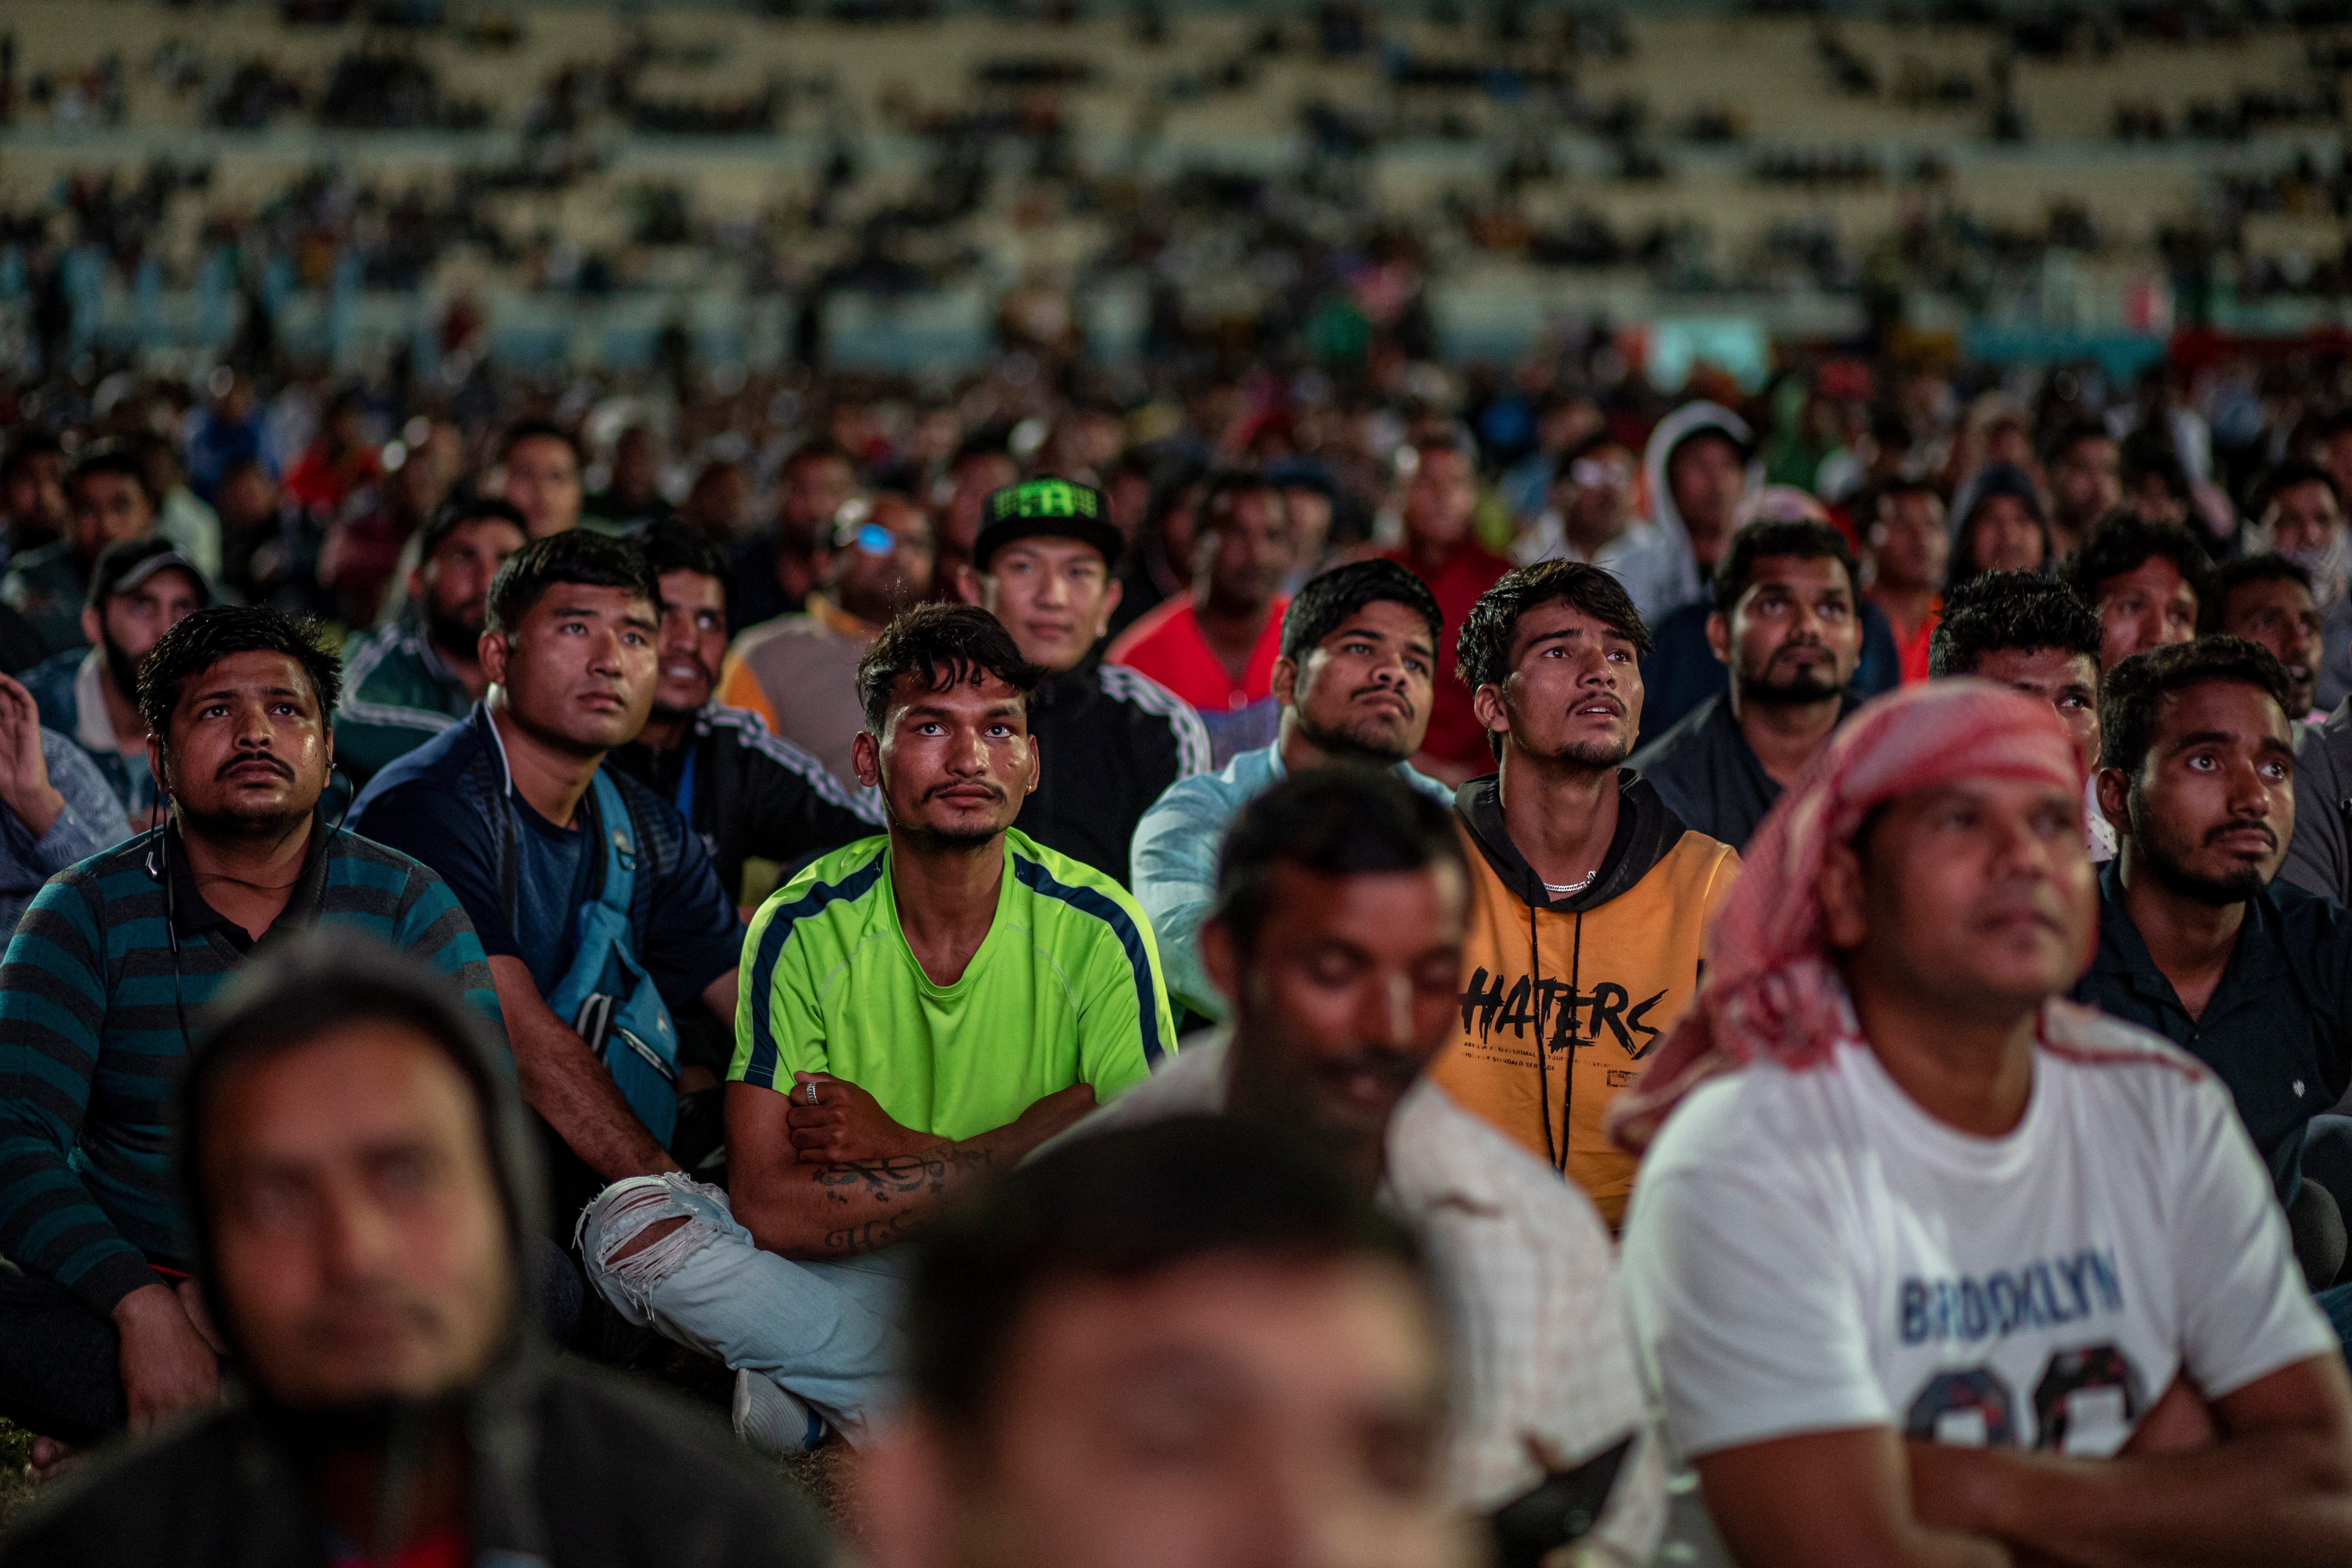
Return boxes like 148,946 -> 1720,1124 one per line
813,1147 -> 994,1254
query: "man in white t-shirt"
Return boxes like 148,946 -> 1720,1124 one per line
1611,679 -> 2352,1568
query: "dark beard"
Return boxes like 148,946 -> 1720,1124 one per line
1291,710 -> 1412,766
102,632 -> 141,705
425,606 -> 482,661
1739,666 -> 1844,706
2135,812 -> 2267,907
1550,736 -> 1633,770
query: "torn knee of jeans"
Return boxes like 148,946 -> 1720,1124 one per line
587,1186 -> 715,1288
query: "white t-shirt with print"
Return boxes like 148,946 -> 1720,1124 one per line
1619,1004 -> 2334,1461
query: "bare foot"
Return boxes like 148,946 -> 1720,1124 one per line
27,1435 -> 82,1484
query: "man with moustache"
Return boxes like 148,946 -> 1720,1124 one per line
1439,560 -> 1740,1225
1108,470 -> 1297,768
1055,768 -> 1664,1565
5,447 -> 162,659
2072,640 -> 2352,1275
958,478 -> 1207,886
607,522 -> 879,910
334,498 -> 529,785
0,606 -> 497,1461
352,532 -> 746,1225
2210,555 -> 2328,724
1928,570 -> 2118,862
22,537 -> 210,831
0,939 -> 831,1568
1133,559 -> 1454,1021
719,489 -> 936,800
1614,681 -> 2352,1568
1629,520 -> 1867,852
578,606 -> 1170,1456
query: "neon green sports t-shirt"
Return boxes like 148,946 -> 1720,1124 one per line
732,828 -> 1176,1141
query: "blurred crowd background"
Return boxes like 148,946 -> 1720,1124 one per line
0,0 -> 2347,644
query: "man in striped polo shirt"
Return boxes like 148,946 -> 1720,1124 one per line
0,605 -> 499,1458
580,604 -> 1173,1455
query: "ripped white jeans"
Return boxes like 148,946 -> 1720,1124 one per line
578,1173 -> 911,1444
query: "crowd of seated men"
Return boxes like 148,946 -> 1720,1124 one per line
5,388 -> 2352,1568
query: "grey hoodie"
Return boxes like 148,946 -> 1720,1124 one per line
1639,400 -> 1759,614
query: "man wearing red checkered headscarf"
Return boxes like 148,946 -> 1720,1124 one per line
1614,679 -> 2352,1568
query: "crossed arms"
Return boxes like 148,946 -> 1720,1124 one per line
1696,1356 -> 2352,1568
724,1071 -> 1096,1259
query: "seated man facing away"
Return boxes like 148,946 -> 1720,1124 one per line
579,604 -> 1173,1455
861,1118 -> 1474,1568
1133,559 -> 1453,1021
1928,569 -> 2115,862
0,606 -> 499,1457
607,520 -> 880,909
351,531 -> 747,1226
333,497 -> 528,785
1055,768 -> 1662,1564
1438,560 -> 1739,1227
1615,679 -> 2352,1568
2071,639 -> 2352,1285
0,937 -> 832,1568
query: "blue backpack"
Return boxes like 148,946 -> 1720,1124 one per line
539,768 -> 683,1148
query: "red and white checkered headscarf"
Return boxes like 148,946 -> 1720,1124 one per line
1605,679 -> 2087,1153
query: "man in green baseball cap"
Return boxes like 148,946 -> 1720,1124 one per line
959,476 -> 1207,887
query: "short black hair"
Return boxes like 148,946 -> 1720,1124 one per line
416,496 -> 529,564
66,445 -> 157,509
2257,460 -> 2343,517
485,530 -> 657,637
2120,434 -> 2191,503
496,419 -> 580,467
2043,418 -> 2117,467
2063,513 -> 2212,608
1553,429 -> 1634,485
1456,560 -> 1653,700
1213,767 -> 1465,954
1279,560 -> 1443,666
1712,519 -> 1858,616
639,518 -> 734,630
1928,570 -> 2103,677
786,437 -> 860,476
0,431 -> 62,487
1868,476 -> 1945,526
1194,469 -> 1290,537
2098,636 -> 2294,776
138,604 -> 342,745
903,1117 -> 1428,1429
2207,553 -> 2317,635
856,602 -> 1044,736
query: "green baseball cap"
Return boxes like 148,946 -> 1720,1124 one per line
971,476 -> 1124,571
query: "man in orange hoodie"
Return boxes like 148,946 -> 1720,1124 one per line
1435,560 -> 1740,1225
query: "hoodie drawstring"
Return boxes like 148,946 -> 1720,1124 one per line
1528,873 -> 1583,1179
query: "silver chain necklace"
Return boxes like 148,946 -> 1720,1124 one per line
1540,869 -> 1596,897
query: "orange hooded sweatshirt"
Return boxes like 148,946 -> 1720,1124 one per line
1430,772 -> 1740,1226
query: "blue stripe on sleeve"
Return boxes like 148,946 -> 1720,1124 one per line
1011,854 -> 1165,1066
741,852 -> 888,1090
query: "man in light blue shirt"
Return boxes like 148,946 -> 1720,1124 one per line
1133,559 -> 1455,1019
0,673 -> 126,934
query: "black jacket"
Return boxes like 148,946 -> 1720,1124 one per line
610,703 -> 882,903
1016,660 -> 1209,887
0,1360 -> 835,1568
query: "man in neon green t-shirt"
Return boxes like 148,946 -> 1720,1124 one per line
580,603 -> 1175,1453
